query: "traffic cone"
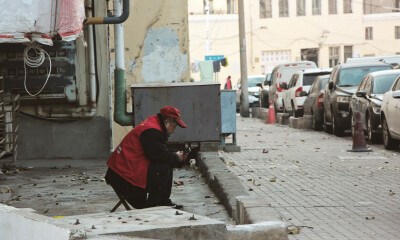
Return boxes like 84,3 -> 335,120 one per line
266,101 -> 276,124
348,112 -> 372,152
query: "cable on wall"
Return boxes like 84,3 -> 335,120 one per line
23,43 -> 52,96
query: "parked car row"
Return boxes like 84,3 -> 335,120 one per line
234,58 -> 400,150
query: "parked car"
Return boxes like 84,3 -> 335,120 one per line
303,74 -> 330,130
269,61 -> 317,114
349,70 -> 400,143
381,75 -> 400,149
236,75 -> 265,112
282,68 -> 332,117
323,62 -> 392,136
257,73 -> 271,108
346,55 -> 400,69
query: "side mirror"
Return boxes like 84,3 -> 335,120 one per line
267,81 -> 271,86
280,83 -> 288,89
300,91 -> 308,96
256,83 -> 263,88
328,81 -> 334,90
356,91 -> 367,98
393,91 -> 400,98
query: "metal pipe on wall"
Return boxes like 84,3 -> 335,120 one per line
86,0 -> 129,25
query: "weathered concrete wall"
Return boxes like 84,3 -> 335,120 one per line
112,0 -> 190,146
16,1 -> 112,160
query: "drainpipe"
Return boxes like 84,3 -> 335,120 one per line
113,0 -> 133,126
86,0 -> 129,25
85,0 -> 132,126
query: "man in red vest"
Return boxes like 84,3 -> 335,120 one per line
105,106 -> 187,209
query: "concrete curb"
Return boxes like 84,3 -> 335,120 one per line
196,152 -> 249,218
197,152 -> 288,240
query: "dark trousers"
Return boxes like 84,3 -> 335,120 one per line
105,163 -> 172,209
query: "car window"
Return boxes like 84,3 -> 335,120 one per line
248,77 -> 264,87
270,69 -> 278,84
337,66 -> 392,87
309,79 -> 317,93
372,74 -> 399,94
303,75 -> 317,86
288,75 -> 295,88
320,77 -> 329,90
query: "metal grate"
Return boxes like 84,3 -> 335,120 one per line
0,76 -> 20,163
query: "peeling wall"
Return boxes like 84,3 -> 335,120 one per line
111,0 -> 190,146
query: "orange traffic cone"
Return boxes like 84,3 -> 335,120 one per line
348,112 -> 372,152
266,101 -> 276,124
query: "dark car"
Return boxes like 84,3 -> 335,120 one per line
303,74 -> 330,130
257,73 -> 271,108
323,62 -> 392,136
350,70 -> 400,143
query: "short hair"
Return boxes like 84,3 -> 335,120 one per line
161,115 -> 177,124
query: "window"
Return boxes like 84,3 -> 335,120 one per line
227,0 -> 237,14
395,26 -> 400,39
344,46 -> 353,62
204,0 -> 214,14
329,0 -> 337,14
344,0 -> 352,13
395,0 -> 400,12
279,0 -> 289,17
364,0 -> 398,14
365,27 -> 373,40
259,0 -> 272,18
297,0 -> 306,16
312,0 -> 321,15
329,47 -> 340,67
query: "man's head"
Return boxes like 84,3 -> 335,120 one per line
160,106 -> 187,135
228,76 -> 231,79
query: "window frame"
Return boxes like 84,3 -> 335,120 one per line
312,0 -> 321,15
328,0 -> 337,14
343,0 -> 352,14
365,27 -> 373,40
297,0 -> 306,16
279,0 -> 289,17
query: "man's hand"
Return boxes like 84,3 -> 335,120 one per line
177,151 -> 186,162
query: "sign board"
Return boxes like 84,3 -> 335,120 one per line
205,55 -> 225,61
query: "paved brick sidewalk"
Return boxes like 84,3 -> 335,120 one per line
220,116 -> 400,240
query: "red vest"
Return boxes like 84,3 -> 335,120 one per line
107,115 -> 163,188
227,78 -> 232,89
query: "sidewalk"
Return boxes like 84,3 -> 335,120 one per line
220,116 -> 400,239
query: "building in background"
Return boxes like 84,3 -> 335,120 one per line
188,0 -> 400,88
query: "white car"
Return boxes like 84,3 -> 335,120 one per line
269,61 -> 317,113
381,75 -> 400,149
282,68 -> 332,117
236,75 -> 265,112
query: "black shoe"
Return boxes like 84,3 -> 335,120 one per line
160,200 -> 183,209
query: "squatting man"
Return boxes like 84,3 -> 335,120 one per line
105,106 -> 188,209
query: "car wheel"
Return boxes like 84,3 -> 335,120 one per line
332,110 -> 344,137
312,111 -> 321,131
367,115 -> 379,144
382,116 -> 399,150
324,110 -> 332,133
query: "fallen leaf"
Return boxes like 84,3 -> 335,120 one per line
262,149 -> 269,153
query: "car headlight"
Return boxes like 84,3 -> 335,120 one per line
372,106 -> 381,114
337,96 -> 351,103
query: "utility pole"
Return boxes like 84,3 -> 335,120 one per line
238,0 -> 249,117
205,0 -> 210,55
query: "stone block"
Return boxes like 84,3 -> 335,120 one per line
277,113 -> 289,125
223,144 -> 241,152
227,222 -> 288,240
296,117 -> 303,129
302,115 -> 313,129
258,108 -> 269,120
251,107 -> 261,118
